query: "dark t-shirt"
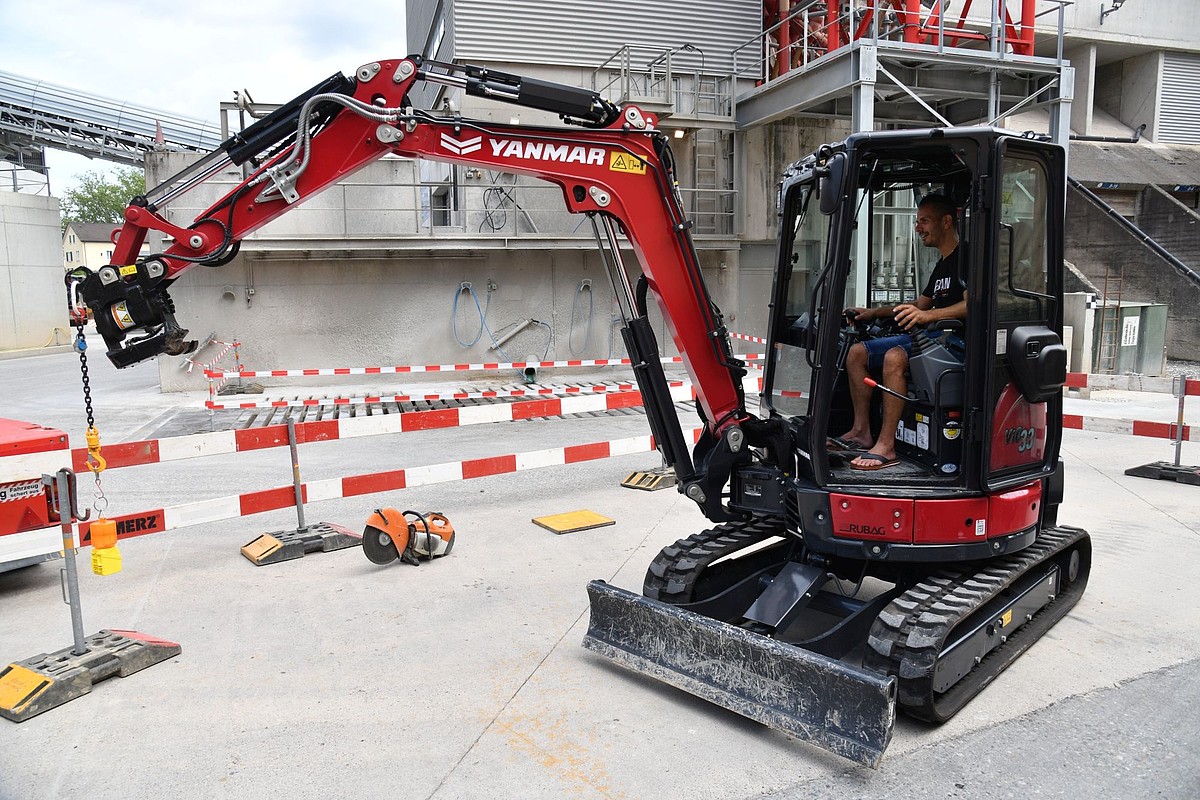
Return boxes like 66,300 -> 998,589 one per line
921,248 -> 965,309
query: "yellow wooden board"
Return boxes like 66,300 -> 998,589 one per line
531,509 -> 615,535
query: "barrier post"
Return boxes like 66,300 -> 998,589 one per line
48,469 -> 87,656
238,418 -> 360,566
287,419 -> 307,532
1173,376 -> 1186,467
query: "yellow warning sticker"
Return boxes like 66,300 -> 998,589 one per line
111,301 -> 134,330
118,265 -> 138,277
609,152 -> 646,175
1000,609 -> 1013,628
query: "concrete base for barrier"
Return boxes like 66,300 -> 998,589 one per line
1125,461 -> 1200,486
0,630 -> 181,722
620,468 -> 676,491
241,521 -> 361,566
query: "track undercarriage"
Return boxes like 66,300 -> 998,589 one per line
584,519 -> 1091,767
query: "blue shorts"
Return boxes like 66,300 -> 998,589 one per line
862,334 -> 913,373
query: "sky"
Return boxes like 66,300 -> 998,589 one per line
0,0 -> 409,194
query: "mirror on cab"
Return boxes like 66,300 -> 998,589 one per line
819,152 -> 846,216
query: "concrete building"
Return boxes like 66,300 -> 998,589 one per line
0,191 -> 66,350
135,1 -> 1198,388
1056,2 -> 1200,363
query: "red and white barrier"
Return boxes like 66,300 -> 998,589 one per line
72,384 -> 698,473
1063,415 -> 1194,442
731,332 -> 769,345
1065,373 -> 1200,396
204,354 -> 765,381
77,426 -> 706,544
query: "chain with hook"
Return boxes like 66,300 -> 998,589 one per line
67,274 -> 108,513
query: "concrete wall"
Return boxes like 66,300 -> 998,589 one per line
1065,184 -> 1199,359
0,192 -> 65,351
1095,52 -> 1162,140
736,117 -> 849,341
145,152 -> 739,392
1137,185 -> 1200,270
159,246 -> 739,392
740,117 -> 849,243
1062,1 -> 1200,49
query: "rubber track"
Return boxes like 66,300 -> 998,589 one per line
863,526 -> 1089,721
642,519 -> 785,603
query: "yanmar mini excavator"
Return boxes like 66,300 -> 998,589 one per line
70,57 -> 1090,767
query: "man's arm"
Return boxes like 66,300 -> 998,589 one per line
845,304 -> 897,322
893,292 -> 968,330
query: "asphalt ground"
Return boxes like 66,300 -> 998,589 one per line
1,349 -> 1198,799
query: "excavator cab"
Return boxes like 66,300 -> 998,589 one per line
763,128 -> 1069,501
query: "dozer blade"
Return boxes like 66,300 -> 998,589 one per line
583,580 -> 897,768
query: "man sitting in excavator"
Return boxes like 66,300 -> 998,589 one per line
837,193 -> 967,470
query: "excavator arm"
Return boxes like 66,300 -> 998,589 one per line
73,56 -> 780,521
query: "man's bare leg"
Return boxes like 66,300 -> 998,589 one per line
838,342 -> 874,448
851,346 -> 908,467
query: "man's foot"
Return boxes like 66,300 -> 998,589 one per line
830,432 -> 873,451
850,451 -> 900,471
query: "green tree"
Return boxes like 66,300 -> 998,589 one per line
60,167 -> 145,229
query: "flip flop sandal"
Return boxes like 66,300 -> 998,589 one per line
850,453 -> 900,471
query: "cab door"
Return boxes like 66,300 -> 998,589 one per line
982,138 -> 1068,491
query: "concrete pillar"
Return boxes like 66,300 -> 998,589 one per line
853,46 -> 877,133
1052,65 -> 1075,157
1067,45 -> 1097,136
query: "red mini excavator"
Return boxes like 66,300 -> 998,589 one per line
71,56 -> 1089,767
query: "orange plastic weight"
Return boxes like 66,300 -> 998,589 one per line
90,517 -> 118,549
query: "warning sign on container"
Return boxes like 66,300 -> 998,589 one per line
1122,316 -> 1140,347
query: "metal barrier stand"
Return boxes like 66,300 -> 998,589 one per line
0,469 -> 181,723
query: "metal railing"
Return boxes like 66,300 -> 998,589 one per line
591,44 -> 734,120
0,165 -> 50,195
157,170 -> 737,243
677,188 -> 737,236
733,0 -> 1071,85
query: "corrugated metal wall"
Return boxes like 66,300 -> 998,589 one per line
1158,52 -> 1200,145
452,0 -> 761,73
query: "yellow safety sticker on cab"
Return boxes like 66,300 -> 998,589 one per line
118,265 -> 138,277
609,152 -> 646,175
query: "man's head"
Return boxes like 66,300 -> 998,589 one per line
915,193 -> 959,256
